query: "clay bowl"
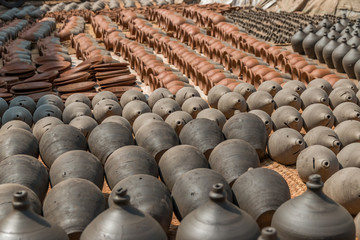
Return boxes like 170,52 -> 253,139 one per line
57,82 -> 96,93
37,61 -> 71,74
23,71 -> 59,83
1,62 -> 36,75
10,82 -> 53,95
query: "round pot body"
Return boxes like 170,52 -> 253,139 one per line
303,126 -> 341,154
271,106 -> 303,132
207,85 -> 231,108
33,104 -> 63,123
69,115 -> 98,139
175,87 -> 200,106
334,120 -> 360,147
91,91 -> 118,108
196,108 -> 227,130
0,120 -> 32,133
248,110 -> 273,136
247,91 -> 275,116
2,106 -> 33,126
300,88 -> 329,109
132,113 -> 163,134
101,115 -> 132,133
65,93 -> 91,108
37,94 -> 65,111
181,97 -> 209,118
152,98 -> 181,120
234,82 -> 256,100
148,88 -> 175,109
165,111 -> 193,135
217,92 -> 247,119
62,102 -> 92,124
329,87 -> 356,109
120,89 -> 147,108
10,96 -> 36,114
273,89 -> 301,110
333,102 -> 360,126
337,143 -> 360,168
258,81 -> 282,97
32,117 -> 63,142
307,78 -> 333,95
302,103 -> 334,131
93,99 -> 123,123
122,100 -> 151,124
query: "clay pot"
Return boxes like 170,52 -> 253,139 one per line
65,93 -> 91,108
207,85 -> 231,108
88,122 -> 134,165
324,167 -> 360,215
108,174 -> 172,232
233,82 -> 256,100
333,102 -> 360,126
102,116 -> 132,133
0,98 -> 8,117
334,120 -> 360,147
0,191 -> 68,240
179,118 -> 224,159
343,44 -> 360,79
223,113 -> 267,159
132,113 -> 163,134
209,139 -> 260,186
43,178 -> 106,239
37,94 -> 65,111
9,96 -> 36,114
217,92 -> 247,119
80,188 -> 167,240
158,145 -> 208,191
302,103 -> 334,131
282,80 -> 306,95
232,168 -> 290,228
314,33 -> 330,63
323,35 -> 340,68
333,79 -> 358,92
69,116 -> 98,139
271,106 -> 303,132
32,117 -> 64,142
40,124 -> 87,167
337,143 -> 360,168
172,168 -> 233,220
0,120 -> 32,133
0,183 -> 41,220
91,91 -> 118,108
152,98 -> 181,120
273,88 -> 301,110
296,145 -> 339,182
258,81 -> 282,97
176,183 -> 260,240
104,146 -> 158,189
304,126 -> 341,154
329,87 -> 356,109
148,88 -> 174,109
120,89 -> 147,108
300,88 -> 329,109
0,129 -> 38,162
33,104 -> 62,123
257,227 -> 279,240
2,106 -> 33,126
272,174 -> 355,239
135,120 -> 179,161
307,78 -> 333,95
249,109 -> 273,136
332,39 -> 351,73
291,27 -> 306,54
175,87 -> 200,106
165,111 -> 193,135
93,99 -> 122,123
268,128 -> 305,165
50,150 -> 104,189
181,97 -> 209,118
246,91 -> 274,115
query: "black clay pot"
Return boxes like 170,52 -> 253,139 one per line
307,78 -> 333,95
0,191 -> 68,240
282,80 -> 306,95
172,168 -> 233,220
300,88 -> 329,109
33,104 -> 62,123
122,100 -> 151,124
302,29 -> 321,59
132,112 -> 163,134
247,91 -> 275,115
69,115 -> 98,139
273,88 -> 301,110
291,27 -> 306,54
209,139 -> 260,186
334,120 -> 360,147
91,91 -> 118,108
181,97 -> 209,118
109,174 -> 172,231
101,115 -> 132,133
296,145 -> 339,182
88,122 -> 134,165
0,128 -> 39,162
218,92 -> 247,119
62,102 -> 92,124
0,98 -> 8,117
272,174 -> 355,240
0,154 -> 49,202
80,188 -> 167,240
65,93 -> 91,108
268,128 -> 305,165
232,168 -> 290,228
176,183 -> 260,240
120,89 -> 147,108
93,99 -> 122,123
175,86 -> 200,106
32,116 -> 63,142
332,38 -> 351,73
159,145 -> 209,191
223,113 -> 267,159
148,88 -> 175,109
135,120 -> 179,161
179,118 -> 224,159
40,124 -> 87,167
0,120 -> 32,133
0,183 -> 41,220
196,108 -> 227,130
343,44 -> 360,79
234,82 -> 256,100
165,111 -> 193,135
314,32 -> 330,63
302,103 -> 335,130
323,35 -> 340,68
337,143 -> 360,168
258,81 -> 282,97
207,85 -> 231,108
329,87 -> 356,109
37,94 -> 64,111
2,106 -> 33,126
249,109 -> 273,136
50,150 -> 104,189
304,126 -> 341,154
9,96 -> 36,114
271,106 -> 303,132
104,146 -> 158,189
43,178 -> 106,239
152,98 -> 181,120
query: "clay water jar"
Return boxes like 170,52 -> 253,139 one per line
271,106 -> 303,132
329,87 -> 356,109
246,91 -> 275,116
307,78 -> 333,95
165,111 -> 193,135
300,88 -> 329,109
337,143 -> 360,168
273,88 -> 301,110
304,126 -> 341,154
207,85 -> 231,108
120,89 -> 147,108
148,88 -> 175,109
234,82 -> 256,100
181,97 -> 209,118
302,103 -> 334,131
122,100 -> 151,125
334,120 -> 360,147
